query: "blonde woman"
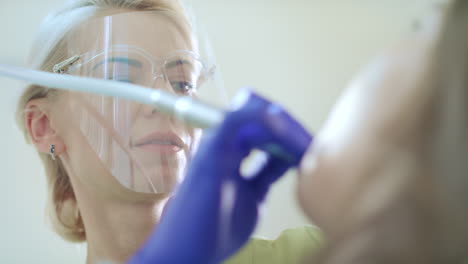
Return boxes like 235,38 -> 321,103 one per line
16,0 -> 320,263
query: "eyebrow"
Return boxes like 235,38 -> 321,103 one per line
91,57 -> 143,71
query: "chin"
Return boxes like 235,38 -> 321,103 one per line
128,164 -> 183,194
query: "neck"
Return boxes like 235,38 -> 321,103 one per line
75,185 -> 169,264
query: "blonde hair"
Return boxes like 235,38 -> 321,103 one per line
16,0 -> 189,242
311,0 -> 468,263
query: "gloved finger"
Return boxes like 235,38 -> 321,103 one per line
248,155 -> 291,202
228,89 -> 313,166
188,89 -> 312,183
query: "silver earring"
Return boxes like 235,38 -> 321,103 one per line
50,144 -> 56,161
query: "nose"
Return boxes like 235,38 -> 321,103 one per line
140,74 -> 174,118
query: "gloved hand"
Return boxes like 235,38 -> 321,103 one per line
128,89 -> 312,264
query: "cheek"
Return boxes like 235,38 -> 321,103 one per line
297,144 -> 367,231
297,150 -> 317,222
64,127 -> 104,175
188,127 -> 202,153
297,149 -> 340,229
56,108 -> 116,190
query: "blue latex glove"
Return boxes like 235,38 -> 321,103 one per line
128,89 -> 312,264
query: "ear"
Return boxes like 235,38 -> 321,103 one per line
24,98 -> 66,157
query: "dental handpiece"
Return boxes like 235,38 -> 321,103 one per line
0,63 -> 223,129
0,63 -> 305,163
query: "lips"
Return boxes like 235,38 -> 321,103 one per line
132,131 -> 185,153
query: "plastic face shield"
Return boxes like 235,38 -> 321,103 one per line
58,11 -> 225,194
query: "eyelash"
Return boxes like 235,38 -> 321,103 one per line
117,79 -> 133,83
106,77 -> 196,95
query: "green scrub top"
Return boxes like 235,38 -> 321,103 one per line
224,226 -> 322,264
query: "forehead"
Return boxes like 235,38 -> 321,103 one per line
69,11 -> 195,58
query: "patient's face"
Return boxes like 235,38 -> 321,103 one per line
296,20 -> 441,233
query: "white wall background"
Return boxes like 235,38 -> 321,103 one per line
0,0 -> 440,263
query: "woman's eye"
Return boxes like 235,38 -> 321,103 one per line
170,81 -> 195,94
